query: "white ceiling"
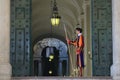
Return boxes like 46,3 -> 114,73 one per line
32,0 -> 84,44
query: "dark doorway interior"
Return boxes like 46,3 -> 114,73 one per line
41,46 -> 59,76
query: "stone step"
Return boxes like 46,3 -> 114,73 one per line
12,76 -> 112,80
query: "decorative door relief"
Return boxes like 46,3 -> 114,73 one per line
10,0 -> 32,76
91,0 -> 112,76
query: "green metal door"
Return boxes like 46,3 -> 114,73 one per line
91,0 -> 112,76
10,0 -> 32,76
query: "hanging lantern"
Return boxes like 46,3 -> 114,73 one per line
49,54 -> 54,59
51,14 -> 60,26
49,70 -> 52,74
51,0 -> 61,26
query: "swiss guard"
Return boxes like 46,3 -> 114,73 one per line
67,28 -> 84,76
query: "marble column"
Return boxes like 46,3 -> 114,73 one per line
0,0 -> 12,80
83,0 -> 92,77
38,59 -> 42,76
111,0 -> 120,80
66,59 -> 69,76
58,60 -> 63,76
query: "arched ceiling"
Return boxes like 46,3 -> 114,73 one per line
32,0 -> 84,44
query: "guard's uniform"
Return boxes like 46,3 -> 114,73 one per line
69,35 -> 84,68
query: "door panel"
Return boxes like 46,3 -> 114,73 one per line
91,0 -> 112,76
10,0 -> 32,76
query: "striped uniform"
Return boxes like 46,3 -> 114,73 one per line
70,35 -> 84,68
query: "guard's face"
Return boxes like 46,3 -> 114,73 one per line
76,30 -> 79,34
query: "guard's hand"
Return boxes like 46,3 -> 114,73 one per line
76,49 -> 80,55
66,38 -> 70,44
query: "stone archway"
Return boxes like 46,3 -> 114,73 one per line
33,38 -> 69,76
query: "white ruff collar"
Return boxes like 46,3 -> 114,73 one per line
78,33 -> 82,36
